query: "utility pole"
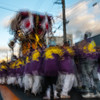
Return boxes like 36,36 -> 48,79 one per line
62,0 -> 67,43
54,0 -> 67,43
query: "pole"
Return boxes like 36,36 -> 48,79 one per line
62,0 -> 67,43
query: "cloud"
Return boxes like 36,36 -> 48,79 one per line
1,15 -> 13,28
56,1 -> 100,43
0,47 -> 9,52
0,45 -> 19,61
66,1 -> 88,19
68,14 -> 95,33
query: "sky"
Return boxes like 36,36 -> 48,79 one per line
0,0 -> 100,60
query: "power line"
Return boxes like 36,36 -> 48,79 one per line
54,0 -> 94,23
52,0 -> 95,35
0,6 -> 18,12
53,4 -> 99,36
0,1 -> 19,9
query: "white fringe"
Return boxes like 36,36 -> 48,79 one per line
7,76 -> 17,85
2,77 -> 6,84
0,77 -> 6,84
23,74 -> 33,91
18,76 -> 23,88
56,73 -> 66,90
31,75 -> 43,95
61,74 -> 78,96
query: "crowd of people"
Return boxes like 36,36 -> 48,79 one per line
0,34 -> 100,99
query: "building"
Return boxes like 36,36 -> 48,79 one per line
75,34 -> 100,46
48,34 -> 73,46
89,34 -> 100,46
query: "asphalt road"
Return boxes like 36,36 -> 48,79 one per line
0,85 -> 100,100
7,86 -> 100,100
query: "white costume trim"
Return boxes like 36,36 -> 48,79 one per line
61,74 -> 77,96
31,75 -> 43,95
23,74 -> 33,91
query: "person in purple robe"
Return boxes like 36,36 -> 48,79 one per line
23,54 -> 33,93
7,55 -> 18,85
42,46 -> 63,99
56,41 -> 78,99
0,62 -> 8,84
30,48 -> 43,95
15,57 -> 25,88
76,33 -> 100,98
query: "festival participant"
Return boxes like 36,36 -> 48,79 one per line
16,57 -> 24,88
0,62 -> 7,84
7,55 -> 17,85
76,34 -> 100,98
56,41 -> 78,98
22,54 -> 33,93
30,48 -> 43,95
1,61 -> 8,84
42,46 -> 63,99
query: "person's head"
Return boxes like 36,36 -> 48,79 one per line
84,33 -> 88,40
11,55 -> 17,61
64,41 -> 70,46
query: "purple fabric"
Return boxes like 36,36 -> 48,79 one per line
2,69 -> 7,76
38,57 -> 44,75
7,61 -> 16,77
20,65 -> 25,76
98,66 -> 100,73
43,54 -> 60,76
30,61 -> 40,75
29,50 -> 44,75
74,39 -> 100,59
24,63 -> 32,75
59,54 -> 75,74
74,45 -> 100,59
37,50 -> 45,76
16,68 -> 21,76
15,65 -> 23,76
79,50 -> 99,59
8,68 -> 16,77
0,71 -> 3,77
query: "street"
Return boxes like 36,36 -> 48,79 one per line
0,85 -> 100,100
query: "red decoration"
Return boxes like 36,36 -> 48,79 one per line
25,20 -> 31,28
10,11 -> 52,39
46,23 -> 48,30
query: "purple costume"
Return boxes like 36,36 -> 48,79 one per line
43,54 -> 60,76
7,61 -> 16,77
15,59 -> 24,76
24,56 -> 32,75
42,47 -> 61,76
59,48 -> 75,74
30,49 -> 44,75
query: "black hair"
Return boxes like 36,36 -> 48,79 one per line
64,41 -> 70,46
